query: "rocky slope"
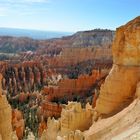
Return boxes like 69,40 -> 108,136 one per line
84,98 -> 140,140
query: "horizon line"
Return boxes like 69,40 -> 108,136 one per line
0,26 -> 116,33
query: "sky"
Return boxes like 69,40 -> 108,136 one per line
0,0 -> 140,32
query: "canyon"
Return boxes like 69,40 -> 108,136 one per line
40,16 -> 140,140
0,16 -> 140,140
0,28 -> 113,139
38,69 -> 108,120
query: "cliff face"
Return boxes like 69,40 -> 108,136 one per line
47,47 -> 112,68
113,17 -> 140,66
69,29 -> 114,48
95,16 -> 140,116
95,64 -> 140,116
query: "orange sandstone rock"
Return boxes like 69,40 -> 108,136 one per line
39,69 -> 106,119
113,16 -> 140,66
95,16 -> 140,116
38,121 -> 47,137
0,74 -> 13,140
12,109 -> 25,140
44,102 -> 93,140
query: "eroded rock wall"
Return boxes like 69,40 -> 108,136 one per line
39,69 -> 106,119
95,16 -> 140,116
47,47 -> 112,68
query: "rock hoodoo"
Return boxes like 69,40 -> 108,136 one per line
0,74 -> 13,140
42,102 -> 93,140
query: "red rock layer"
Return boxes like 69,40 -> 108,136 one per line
12,109 -> 25,140
38,69 -> 109,120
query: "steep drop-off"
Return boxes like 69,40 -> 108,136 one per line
95,16 -> 140,117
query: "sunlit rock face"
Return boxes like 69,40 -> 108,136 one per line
60,102 -> 93,134
113,16 -> 140,66
95,64 -> 140,116
43,102 -> 93,140
95,16 -> 140,116
0,74 -> 13,140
